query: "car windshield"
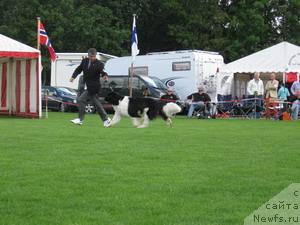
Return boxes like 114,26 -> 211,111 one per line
141,76 -> 167,90
57,87 -> 77,96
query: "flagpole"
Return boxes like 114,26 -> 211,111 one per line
129,61 -> 133,97
129,14 -> 136,97
37,17 -> 47,118
37,17 -> 40,50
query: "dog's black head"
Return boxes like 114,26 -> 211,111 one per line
105,91 -> 124,105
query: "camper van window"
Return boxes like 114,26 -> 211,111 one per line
172,61 -> 191,71
129,66 -> 148,76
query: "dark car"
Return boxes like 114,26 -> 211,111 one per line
42,86 -> 79,112
77,75 -> 181,112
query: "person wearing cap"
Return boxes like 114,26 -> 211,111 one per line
160,88 -> 178,102
187,87 -> 211,118
69,48 -> 111,126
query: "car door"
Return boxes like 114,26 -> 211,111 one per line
47,87 -> 61,110
41,88 -> 47,109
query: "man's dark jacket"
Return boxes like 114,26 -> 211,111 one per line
187,92 -> 211,102
72,58 -> 107,95
160,93 -> 178,101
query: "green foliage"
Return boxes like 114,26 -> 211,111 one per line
0,0 -> 300,63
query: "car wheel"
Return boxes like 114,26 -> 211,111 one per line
60,103 -> 67,112
85,104 -> 95,113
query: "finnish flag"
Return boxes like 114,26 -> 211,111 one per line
131,16 -> 139,62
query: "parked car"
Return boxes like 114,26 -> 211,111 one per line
42,86 -> 79,112
77,75 -> 181,112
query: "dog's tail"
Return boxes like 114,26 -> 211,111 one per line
162,102 -> 182,117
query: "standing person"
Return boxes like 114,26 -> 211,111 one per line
278,82 -> 290,101
278,81 -> 290,109
247,72 -> 264,96
70,48 -> 111,126
290,79 -> 300,120
247,72 -> 264,118
265,73 -> 279,100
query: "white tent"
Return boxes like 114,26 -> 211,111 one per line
0,34 -> 41,118
218,41 -> 300,96
222,41 -> 300,73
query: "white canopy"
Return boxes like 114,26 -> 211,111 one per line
221,41 -> 300,73
0,34 -> 39,59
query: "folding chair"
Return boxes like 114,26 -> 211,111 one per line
237,95 -> 259,118
191,102 -> 207,118
216,94 -> 234,118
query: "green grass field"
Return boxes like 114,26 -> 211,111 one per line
0,112 -> 299,225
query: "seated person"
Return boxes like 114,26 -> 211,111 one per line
142,87 -> 150,97
160,88 -> 178,102
291,80 -> 300,120
187,87 -> 211,118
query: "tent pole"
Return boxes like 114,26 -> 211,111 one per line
8,58 -> 13,115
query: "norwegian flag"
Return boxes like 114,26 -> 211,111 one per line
39,22 -> 57,61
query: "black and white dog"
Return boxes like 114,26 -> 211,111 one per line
105,92 -> 182,128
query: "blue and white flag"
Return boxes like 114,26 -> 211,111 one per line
131,15 -> 139,62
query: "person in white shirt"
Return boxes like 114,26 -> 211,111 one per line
247,72 -> 264,96
246,72 -> 264,118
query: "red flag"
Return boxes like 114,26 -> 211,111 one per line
39,22 -> 57,61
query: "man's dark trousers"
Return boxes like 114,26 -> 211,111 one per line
78,90 -> 108,122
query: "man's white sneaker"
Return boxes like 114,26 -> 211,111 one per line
71,118 -> 83,125
103,117 -> 111,128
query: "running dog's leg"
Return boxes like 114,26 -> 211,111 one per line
166,118 -> 172,126
159,108 -> 172,126
137,108 -> 150,128
137,114 -> 150,128
131,117 -> 141,127
110,112 -> 121,126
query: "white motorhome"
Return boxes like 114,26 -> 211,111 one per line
51,52 -> 116,89
105,50 -> 224,100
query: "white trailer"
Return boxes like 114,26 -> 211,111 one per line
105,50 -> 224,100
51,52 -> 116,89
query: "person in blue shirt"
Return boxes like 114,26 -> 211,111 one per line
278,82 -> 290,101
277,82 -> 290,118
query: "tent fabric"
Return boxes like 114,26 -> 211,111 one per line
0,34 -> 41,118
0,34 -> 39,58
221,42 -> 300,73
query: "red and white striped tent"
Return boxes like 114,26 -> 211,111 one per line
0,34 -> 41,118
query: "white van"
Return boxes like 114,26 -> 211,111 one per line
105,50 -> 224,100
